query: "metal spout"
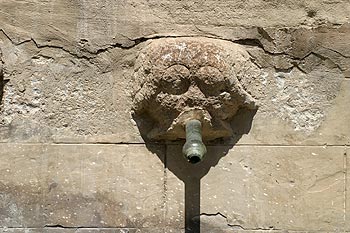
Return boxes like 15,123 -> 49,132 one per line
182,119 -> 207,164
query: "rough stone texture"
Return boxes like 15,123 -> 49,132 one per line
347,147 -> 350,231
0,0 -> 349,232
0,32 -> 349,144
0,2 -> 349,144
0,144 -> 165,228
0,230 -> 346,233
166,146 -> 345,231
0,145 -> 43,227
1,1 -> 350,51
0,34 -> 141,143
0,229 -> 150,233
132,37 -> 258,141
0,49 -> 3,109
237,78 -> 350,146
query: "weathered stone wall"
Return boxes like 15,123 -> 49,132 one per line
0,1 -> 349,232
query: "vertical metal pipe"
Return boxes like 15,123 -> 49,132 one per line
182,119 -> 207,164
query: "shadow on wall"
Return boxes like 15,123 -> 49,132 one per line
0,59 -> 4,109
139,108 -> 257,233
0,57 -> 9,112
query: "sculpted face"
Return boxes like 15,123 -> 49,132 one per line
132,37 -> 259,140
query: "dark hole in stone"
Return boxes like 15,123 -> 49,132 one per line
188,155 -> 201,164
307,10 -> 317,18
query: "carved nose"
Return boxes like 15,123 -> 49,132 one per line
186,84 -> 205,98
183,85 -> 206,106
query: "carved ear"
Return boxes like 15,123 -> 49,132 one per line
132,81 -> 158,113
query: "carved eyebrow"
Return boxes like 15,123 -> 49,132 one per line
165,64 -> 191,70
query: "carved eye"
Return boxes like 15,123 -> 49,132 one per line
194,66 -> 230,96
160,65 -> 191,95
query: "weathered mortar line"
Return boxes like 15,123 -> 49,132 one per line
192,25 -> 279,57
44,224 -> 84,229
0,142 -> 348,147
308,51 -> 344,71
1,27 -> 348,76
287,50 -> 346,74
233,38 -> 285,56
0,28 -> 201,60
199,212 -> 282,231
2,226 -> 140,230
29,38 -> 92,62
0,28 -> 302,62
200,212 -> 343,232
0,29 -> 15,45
0,227 -> 340,233
345,147 -> 348,229
321,45 -> 350,59
0,29 -> 92,62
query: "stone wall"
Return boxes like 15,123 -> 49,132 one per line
0,1 -> 349,232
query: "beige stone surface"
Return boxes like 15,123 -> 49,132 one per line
0,229 -> 345,233
0,229 -> 75,233
1,0 -> 350,54
346,147 -> 350,231
0,145 -> 44,227
0,36 -> 349,145
0,33 -> 142,144
0,229 -> 171,233
0,229 -> 145,233
0,144 -> 165,228
0,0 -> 350,232
166,146 -> 345,231
237,79 -> 350,146
0,228 -> 188,233
0,2 -> 349,145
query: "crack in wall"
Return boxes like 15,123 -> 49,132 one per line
44,224 -> 84,229
1,26 -> 348,77
199,212 -> 281,231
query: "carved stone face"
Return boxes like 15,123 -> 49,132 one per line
132,37 -> 259,140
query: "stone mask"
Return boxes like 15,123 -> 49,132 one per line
132,37 -> 259,141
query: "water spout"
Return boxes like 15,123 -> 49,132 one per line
182,119 -> 207,164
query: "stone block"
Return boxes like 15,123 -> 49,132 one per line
0,29 -> 349,146
0,38 -> 143,144
0,144 -> 165,228
166,145 -> 345,231
41,144 -> 165,228
1,1 -> 350,52
0,33 -> 349,146
236,75 -> 350,146
0,144 -> 44,227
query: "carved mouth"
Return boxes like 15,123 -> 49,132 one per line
147,107 -> 233,141
172,108 -> 212,127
